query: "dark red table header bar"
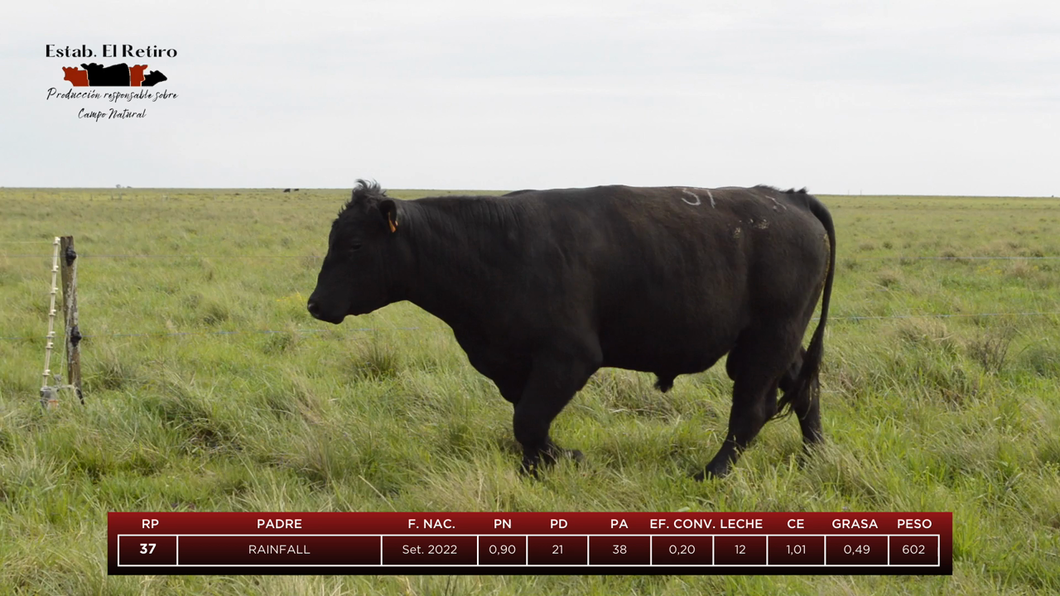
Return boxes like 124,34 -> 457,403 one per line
109,511 -> 950,535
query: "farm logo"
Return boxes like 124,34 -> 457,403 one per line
45,44 -> 179,122
62,63 -> 168,87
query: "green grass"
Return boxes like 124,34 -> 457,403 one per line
1,188 -> 1059,595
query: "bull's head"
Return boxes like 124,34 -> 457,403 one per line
307,180 -> 403,324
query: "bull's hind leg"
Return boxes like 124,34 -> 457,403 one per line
777,347 -> 823,445
696,376 -> 779,479
697,326 -> 801,479
794,378 -> 823,445
513,348 -> 599,476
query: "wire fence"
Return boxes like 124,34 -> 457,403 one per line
2,252 -> 1060,261
0,254 -> 320,259
848,256 -> 1060,261
0,240 -> 62,245
2,249 -> 1058,344
0,327 -> 423,343
837,312 -> 1060,321
2,312 -> 1059,344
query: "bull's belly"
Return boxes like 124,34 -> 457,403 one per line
597,324 -> 738,377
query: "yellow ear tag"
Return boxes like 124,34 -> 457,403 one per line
387,212 -> 398,233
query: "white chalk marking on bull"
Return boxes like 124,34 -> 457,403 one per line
758,190 -> 788,210
706,189 -> 716,208
681,189 -> 701,206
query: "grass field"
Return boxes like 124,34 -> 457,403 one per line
1,187 -> 1059,595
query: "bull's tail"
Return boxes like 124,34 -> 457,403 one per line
777,193 -> 835,418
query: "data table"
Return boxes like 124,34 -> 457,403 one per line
109,512 -> 952,575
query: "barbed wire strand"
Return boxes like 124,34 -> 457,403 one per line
2,311 -> 1058,343
0,254 -> 323,259
837,311 -> 1060,321
845,256 -> 1060,261
3,253 -> 1060,261
0,327 -> 422,342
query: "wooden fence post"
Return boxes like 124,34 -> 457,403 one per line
59,236 -> 84,404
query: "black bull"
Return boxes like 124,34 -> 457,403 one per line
308,181 -> 835,478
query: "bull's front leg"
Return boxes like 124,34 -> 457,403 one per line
512,348 -> 598,476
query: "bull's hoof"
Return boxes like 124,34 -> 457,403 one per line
520,447 -> 585,478
802,431 -> 825,447
520,459 -> 542,478
546,446 -> 584,464
795,438 -> 824,469
565,448 -> 585,463
693,461 -> 731,481
654,375 -> 675,392
542,441 -> 584,465
692,469 -> 720,481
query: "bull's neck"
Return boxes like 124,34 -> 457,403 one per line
400,199 -> 507,334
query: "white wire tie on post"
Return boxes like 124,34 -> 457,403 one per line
41,236 -> 62,409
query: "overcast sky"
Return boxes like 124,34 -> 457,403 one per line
2,1 -> 1058,195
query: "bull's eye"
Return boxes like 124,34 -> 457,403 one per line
349,243 -> 363,253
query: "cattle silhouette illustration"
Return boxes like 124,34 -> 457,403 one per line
81,63 -> 130,86
141,70 -> 167,86
130,65 -> 148,86
63,66 -> 89,87
63,63 -> 168,87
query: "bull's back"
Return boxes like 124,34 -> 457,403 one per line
504,185 -> 828,373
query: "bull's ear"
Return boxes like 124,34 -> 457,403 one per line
379,199 -> 399,233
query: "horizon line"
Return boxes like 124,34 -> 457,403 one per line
1,186 -> 1057,199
